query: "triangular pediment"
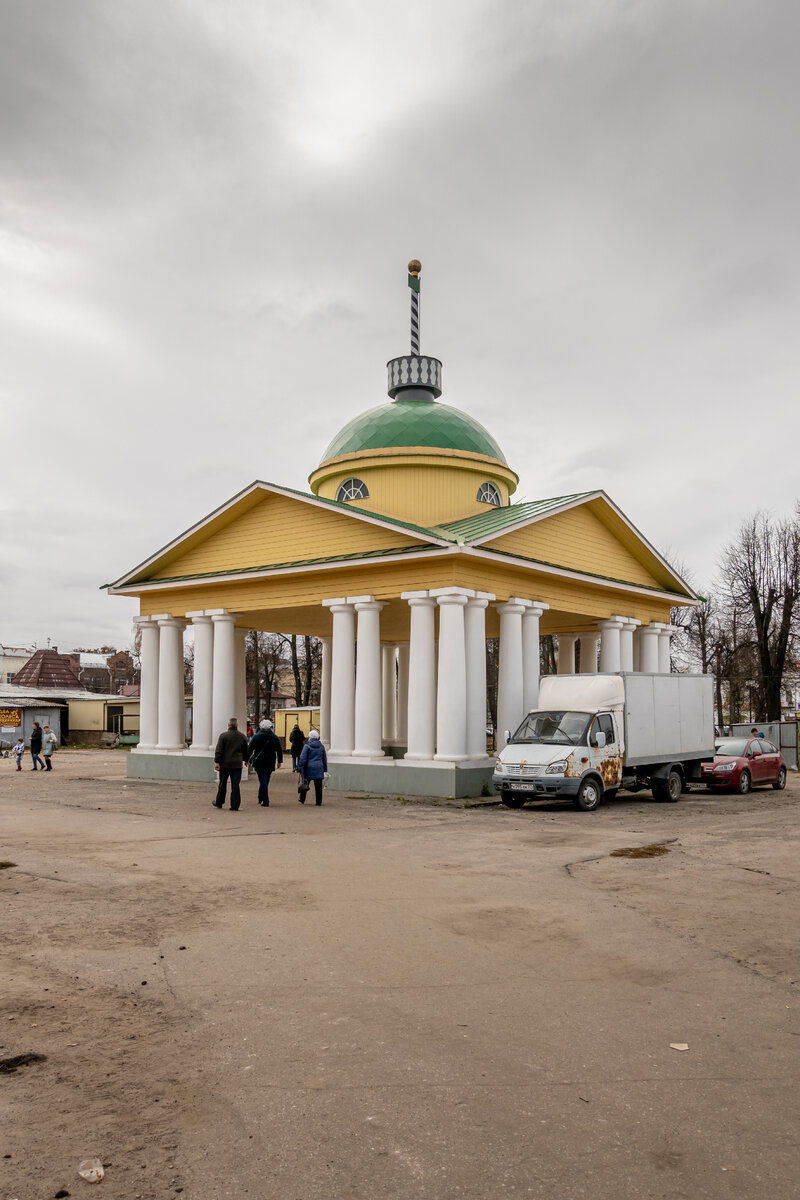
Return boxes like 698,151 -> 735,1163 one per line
108,482 -> 443,590
475,493 -> 694,597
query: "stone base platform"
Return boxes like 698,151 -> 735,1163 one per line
128,751 -> 248,784
327,756 -> 494,799
127,749 -> 492,798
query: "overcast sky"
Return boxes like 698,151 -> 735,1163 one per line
2,0 -> 798,651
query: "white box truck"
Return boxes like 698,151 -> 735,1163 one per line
493,673 -> 715,811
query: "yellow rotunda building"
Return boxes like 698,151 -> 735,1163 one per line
109,263 -> 697,796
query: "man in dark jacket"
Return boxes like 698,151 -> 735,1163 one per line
288,723 -> 306,772
247,719 -> 284,806
29,721 -> 45,771
213,717 -> 250,810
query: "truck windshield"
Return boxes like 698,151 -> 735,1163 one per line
511,711 -> 591,746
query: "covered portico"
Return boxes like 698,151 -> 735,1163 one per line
109,480 -> 692,795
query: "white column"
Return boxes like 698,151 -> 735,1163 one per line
465,593 -> 493,760
353,597 -> 385,758
396,643 -> 409,746
638,624 -> 661,673
522,601 -> 549,713
597,617 -> 624,673
633,627 -> 642,672
495,598 -> 527,748
235,628 -> 248,731
619,617 -> 641,673
156,616 -> 186,751
433,589 -> 470,761
322,599 -> 355,756
655,623 -> 674,673
579,634 -> 600,674
211,611 -> 237,744
134,616 -> 160,751
557,634 -> 577,675
186,612 -> 213,752
381,644 -> 398,743
319,637 -> 332,745
403,592 -> 436,760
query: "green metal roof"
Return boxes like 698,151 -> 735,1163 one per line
120,543 -> 439,588
433,493 -> 597,541
320,397 -> 507,464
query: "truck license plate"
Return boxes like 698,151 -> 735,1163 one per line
509,782 -> 529,791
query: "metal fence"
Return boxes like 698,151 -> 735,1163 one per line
731,722 -> 798,771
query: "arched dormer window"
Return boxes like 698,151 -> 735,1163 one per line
336,477 -> 369,503
477,481 -> 501,507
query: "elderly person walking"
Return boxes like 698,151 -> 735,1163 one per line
42,725 -> 57,771
213,717 -> 250,811
297,729 -> 327,806
247,718 -> 284,806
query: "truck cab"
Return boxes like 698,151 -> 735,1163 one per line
493,705 -> 622,811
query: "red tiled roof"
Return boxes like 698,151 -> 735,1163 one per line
13,650 -> 86,690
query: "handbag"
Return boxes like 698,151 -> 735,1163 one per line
298,774 -> 310,796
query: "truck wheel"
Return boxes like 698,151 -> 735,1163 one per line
737,769 -> 751,795
653,769 -> 682,802
500,791 -> 527,809
574,777 -> 602,811
773,767 -> 787,790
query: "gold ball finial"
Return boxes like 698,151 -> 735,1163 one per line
408,259 -> 421,276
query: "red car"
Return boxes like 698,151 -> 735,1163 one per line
702,736 -> 787,794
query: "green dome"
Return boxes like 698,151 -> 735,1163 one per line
320,398 -> 508,464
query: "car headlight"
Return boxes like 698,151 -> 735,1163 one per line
714,762 -> 736,773
545,759 -> 568,775
494,761 -> 505,774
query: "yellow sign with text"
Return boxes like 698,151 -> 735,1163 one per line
0,708 -> 22,727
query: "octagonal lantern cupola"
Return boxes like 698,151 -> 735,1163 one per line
308,261 -> 518,528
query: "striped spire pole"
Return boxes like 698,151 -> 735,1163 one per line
408,259 -> 421,354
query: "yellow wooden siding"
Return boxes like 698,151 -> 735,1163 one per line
484,506 -> 665,589
148,492 -> 425,581
316,461 -> 510,526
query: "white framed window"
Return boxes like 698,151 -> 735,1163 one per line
477,481 -> 501,507
336,477 -> 369,502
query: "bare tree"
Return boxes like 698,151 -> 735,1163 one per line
719,508 -> 800,721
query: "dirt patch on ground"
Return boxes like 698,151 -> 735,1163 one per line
610,844 -> 671,858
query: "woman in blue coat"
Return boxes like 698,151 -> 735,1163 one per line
297,729 -> 327,805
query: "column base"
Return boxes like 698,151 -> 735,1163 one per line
132,743 -> 157,753
434,753 -> 470,763
185,746 -> 214,756
404,751 -> 436,761
352,750 -> 387,760
155,744 -> 188,754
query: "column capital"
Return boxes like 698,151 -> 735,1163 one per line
597,616 -> 625,631
523,601 -> 549,619
466,595 -> 491,610
210,611 -> 237,624
494,598 -> 528,616
186,611 -> 213,624
156,615 -> 185,630
133,615 -> 158,627
352,597 -> 385,613
617,615 -> 642,630
404,593 -> 437,608
434,593 -> 469,607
